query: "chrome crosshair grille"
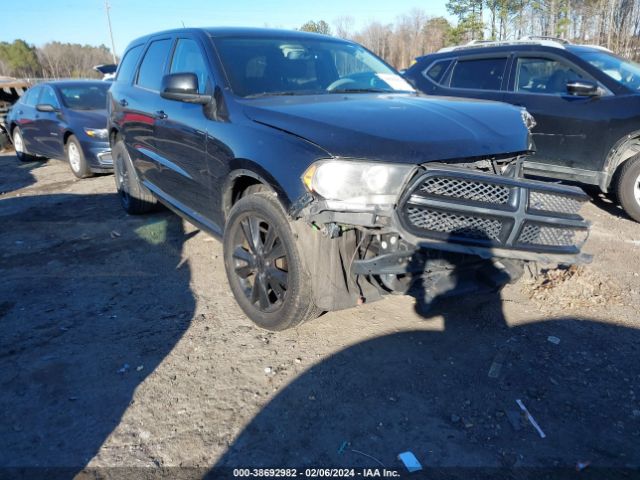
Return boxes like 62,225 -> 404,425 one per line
399,167 -> 590,253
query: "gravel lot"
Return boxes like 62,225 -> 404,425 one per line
1,151 -> 639,479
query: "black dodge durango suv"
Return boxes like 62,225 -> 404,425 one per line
108,28 -> 589,330
404,38 -> 640,222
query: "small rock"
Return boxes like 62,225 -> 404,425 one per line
264,367 -> 272,375
117,363 -> 130,374
110,230 -> 121,238
547,336 -> 561,345
136,365 -> 144,372
294,358 -> 302,364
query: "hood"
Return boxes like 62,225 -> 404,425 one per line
242,94 -> 531,163
66,109 -> 108,130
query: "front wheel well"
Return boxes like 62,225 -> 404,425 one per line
63,131 -> 74,146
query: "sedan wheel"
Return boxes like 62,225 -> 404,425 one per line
12,128 -> 33,162
66,135 -> 92,178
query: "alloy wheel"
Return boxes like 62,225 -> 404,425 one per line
230,214 -> 289,312
13,130 -> 23,153
68,142 -> 81,172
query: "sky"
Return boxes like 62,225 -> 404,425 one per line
2,0 -> 451,56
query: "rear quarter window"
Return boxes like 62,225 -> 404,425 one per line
423,59 -> 452,84
116,45 -> 143,84
449,57 -> 507,90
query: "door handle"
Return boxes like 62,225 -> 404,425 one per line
119,98 -> 128,107
155,110 -> 168,120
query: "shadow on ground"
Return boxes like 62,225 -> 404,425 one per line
212,259 -> 640,479
0,152 -> 47,195
0,191 -> 195,478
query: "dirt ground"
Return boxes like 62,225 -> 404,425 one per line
1,151 -> 639,479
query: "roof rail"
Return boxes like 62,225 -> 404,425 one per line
520,35 -> 571,45
438,37 -> 567,53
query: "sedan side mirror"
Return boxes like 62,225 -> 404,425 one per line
566,79 -> 600,97
160,73 -> 212,104
36,103 -> 59,112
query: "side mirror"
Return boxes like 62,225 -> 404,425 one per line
36,103 -> 58,112
566,79 -> 599,97
160,73 -> 212,104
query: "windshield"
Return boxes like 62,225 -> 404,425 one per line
58,84 -> 110,110
213,36 -> 414,98
578,50 -> 640,90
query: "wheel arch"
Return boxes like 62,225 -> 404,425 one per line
603,130 -> 640,191
222,161 -> 294,221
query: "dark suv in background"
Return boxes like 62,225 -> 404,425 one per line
108,28 -> 589,330
404,38 -> 640,222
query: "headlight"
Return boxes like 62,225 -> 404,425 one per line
520,109 -> 536,131
84,128 -> 108,139
302,159 -> 415,208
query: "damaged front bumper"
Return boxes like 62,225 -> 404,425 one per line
296,163 -> 591,278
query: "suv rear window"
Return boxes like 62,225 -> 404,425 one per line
136,39 -> 173,91
116,45 -> 143,84
450,57 -> 507,90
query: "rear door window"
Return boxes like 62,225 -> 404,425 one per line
116,44 -> 143,84
514,57 -> 586,95
136,39 -> 173,91
449,57 -> 507,90
23,86 -> 42,107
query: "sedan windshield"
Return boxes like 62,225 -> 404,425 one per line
578,51 -> 640,90
213,36 -> 415,98
58,84 -> 110,110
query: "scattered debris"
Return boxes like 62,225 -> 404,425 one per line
576,460 -> 591,472
397,451 -> 422,473
516,399 -> 546,438
522,265 -> 625,311
110,230 -> 121,239
547,336 -> 561,345
506,409 -> 523,431
136,365 -> 144,372
350,448 -> 385,467
488,352 -> 505,378
338,441 -> 349,454
117,363 -> 130,374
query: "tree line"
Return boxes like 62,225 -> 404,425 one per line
0,40 -> 113,79
301,0 -> 640,69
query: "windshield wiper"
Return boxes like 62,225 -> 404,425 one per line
245,91 -> 310,99
328,88 -> 394,94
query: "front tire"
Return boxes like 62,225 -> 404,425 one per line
223,192 -> 319,330
112,139 -> 157,214
66,135 -> 93,178
613,155 -> 640,222
12,127 -> 36,162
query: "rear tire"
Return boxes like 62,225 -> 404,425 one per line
66,135 -> 93,178
112,139 -> 157,214
12,127 -> 36,162
612,155 -> 640,222
223,192 -> 319,330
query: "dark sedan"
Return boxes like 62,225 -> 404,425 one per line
6,80 -> 112,178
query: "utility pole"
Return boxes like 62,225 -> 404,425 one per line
105,0 -> 118,64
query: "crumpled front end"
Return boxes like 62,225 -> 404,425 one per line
292,156 -> 591,309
